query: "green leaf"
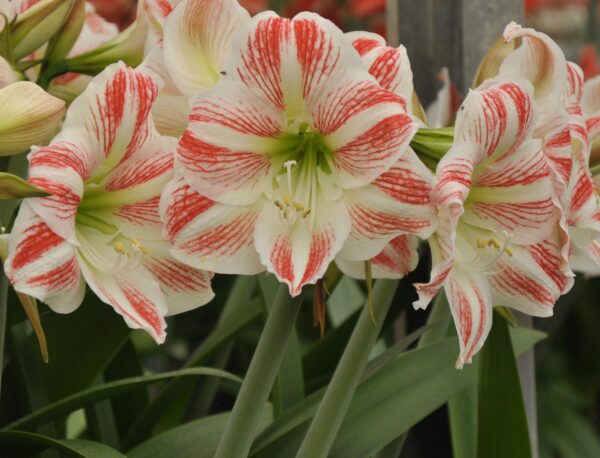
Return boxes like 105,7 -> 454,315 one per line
251,325 -> 449,457
128,407 -> 273,458
449,383 -> 478,458
477,311 -> 532,458
123,276 -> 259,448
448,322 -> 546,458
103,339 -> 148,438
0,431 -> 125,457
39,292 -> 131,401
259,273 -> 304,416
252,327 -> 543,457
0,172 -> 49,199
3,367 -> 242,432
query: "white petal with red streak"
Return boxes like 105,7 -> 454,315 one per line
455,78 -> 536,165
320,81 -> 416,188
232,12 -> 363,114
490,230 -> 572,317
338,152 -> 436,261
414,210 -> 456,310
27,129 -> 99,244
143,241 -> 214,315
160,176 -> 264,274
254,193 -> 351,296
500,22 -> 568,113
346,31 -> 414,105
5,202 -> 85,314
336,235 -> 419,279
177,80 -> 283,205
445,266 -> 492,368
465,139 -> 557,245
163,0 -> 250,97
78,256 -> 168,343
64,63 -> 162,173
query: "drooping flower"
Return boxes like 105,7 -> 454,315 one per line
161,12 -> 435,296
415,79 -> 572,367
4,63 -> 214,343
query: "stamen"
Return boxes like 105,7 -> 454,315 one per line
284,160 -> 297,196
467,231 -> 514,273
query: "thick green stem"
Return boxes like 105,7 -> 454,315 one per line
295,279 -> 399,458
214,284 -> 302,458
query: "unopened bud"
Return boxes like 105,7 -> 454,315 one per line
46,0 -> 86,64
65,17 -> 148,75
0,172 -> 50,199
11,0 -> 75,61
0,81 -> 65,155
472,34 -> 518,88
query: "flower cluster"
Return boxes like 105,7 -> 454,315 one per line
3,0 -> 600,366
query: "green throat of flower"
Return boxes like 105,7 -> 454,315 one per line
75,183 -> 148,262
272,125 -> 335,228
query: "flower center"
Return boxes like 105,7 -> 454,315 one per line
271,126 -> 337,229
75,183 -> 149,273
464,232 -> 514,274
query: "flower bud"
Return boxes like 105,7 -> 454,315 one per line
11,0 -> 75,61
46,0 -> 86,64
0,55 -> 23,88
0,81 -> 65,155
0,172 -> 49,199
472,34 -> 517,88
64,17 -> 148,75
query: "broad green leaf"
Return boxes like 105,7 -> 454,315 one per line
123,276 -> 259,448
85,375 -> 121,450
103,339 -> 148,438
128,407 -> 273,458
252,325 -> 447,456
39,292 -> 131,401
0,172 -> 49,199
477,311 -> 532,458
0,431 -> 125,457
7,320 -> 58,439
259,273 -> 304,416
449,384 -> 478,458
252,327 -> 543,457
448,323 -> 546,458
4,367 -> 242,431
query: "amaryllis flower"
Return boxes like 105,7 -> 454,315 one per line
415,79 -> 572,367
4,63 -> 214,343
141,0 -> 249,137
161,12 -> 435,296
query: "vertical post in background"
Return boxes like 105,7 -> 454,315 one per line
387,1 -> 538,457
391,0 -> 523,102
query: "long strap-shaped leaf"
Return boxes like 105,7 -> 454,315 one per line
3,367 -> 241,431
477,311 -> 532,458
0,431 -> 125,457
